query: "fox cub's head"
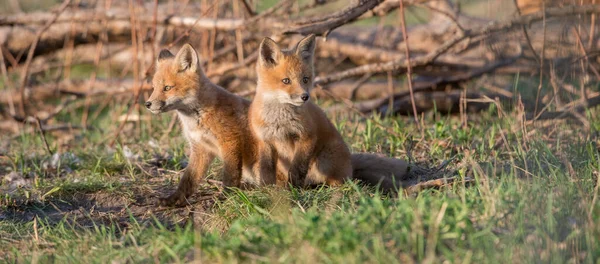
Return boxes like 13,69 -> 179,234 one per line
256,34 -> 316,106
146,44 -> 203,114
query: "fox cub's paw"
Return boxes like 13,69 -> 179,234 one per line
288,167 -> 308,187
158,191 -> 189,207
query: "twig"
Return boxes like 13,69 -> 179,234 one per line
17,0 -> 71,116
109,0 -> 141,147
512,0 -> 540,63
244,0 -> 294,26
414,2 -> 465,35
285,0 -> 386,35
315,4 -> 600,85
207,51 -> 258,77
348,73 -> 373,100
241,0 -> 257,16
206,0 -> 221,72
166,2 -> 218,49
82,0 -> 112,128
398,0 -> 420,129
363,53 -> 521,114
317,86 -> 403,138
386,71 -> 394,116
233,0 -> 245,64
35,117 -> 53,156
590,0 -> 598,50
529,94 -> 600,121
573,26 -> 600,80
533,0 -> 546,120
0,45 -> 15,116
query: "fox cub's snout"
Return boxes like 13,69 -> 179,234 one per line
146,44 -> 201,114
256,35 -> 316,106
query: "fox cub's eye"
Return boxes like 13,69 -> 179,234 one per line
282,78 -> 291,85
302,77 -> 309,84
163,85 -> 173,92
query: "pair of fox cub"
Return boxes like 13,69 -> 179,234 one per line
146,35 -> 409,206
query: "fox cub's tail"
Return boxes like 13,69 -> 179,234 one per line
351,153 -> 409,192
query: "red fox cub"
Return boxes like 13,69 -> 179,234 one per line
249,35 -> 410,190
146,44 -> 263,206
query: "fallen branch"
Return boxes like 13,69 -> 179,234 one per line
315,4 -> 600,85
284,0 -> 386,35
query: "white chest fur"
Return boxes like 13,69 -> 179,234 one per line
177,111 -> 219,154
259,103 -> 305,142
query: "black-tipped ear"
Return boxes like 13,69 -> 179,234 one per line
157,49 -> 174,62
295,34 -> 316,62
259,37 -> 281,67
174,44 -> 199,72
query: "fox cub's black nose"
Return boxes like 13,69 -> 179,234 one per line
144,101 -> 152,109
300,93 -> 310,102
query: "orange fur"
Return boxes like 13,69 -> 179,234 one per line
147,44 -> 263,206
249,35 -> 409,190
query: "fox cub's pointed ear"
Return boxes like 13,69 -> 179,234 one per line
157,49 -> 174,62
295,34 -> 316,62
175,44 -> 199,72
259,37 -> 281,67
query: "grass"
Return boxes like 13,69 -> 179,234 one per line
1,78 -> 599,263
0,0 -> 598,262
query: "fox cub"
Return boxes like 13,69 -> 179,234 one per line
146,44 -> 263,206
148,40 -> 409,206
249,35 -> 410,190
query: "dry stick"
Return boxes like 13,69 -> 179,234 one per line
17,0 -> 71,117
82,0 -> 112,128
315,4 -> 600,85
206,0 -> 221,72
512,0 -> 540,63
0,46 -> 16,116
149,0 -> 159,68
286,0 -> 385,35
207,51 -> 258,77
241,0 -> 256,16
146,0 -> 160,138
533,1 -> 546,122
233,0 -> 245,64
1,47 -> 19,69
398,0 -> 420,130
243,0 -> 293,26
348,73 -> 373,101
572,26 -> 598,131
62,4 -> 78,81
414,2 -> 465,34
109,0 -> 141,148
573,26 -> 600,80
318,87 -> 403,138
386,71 -> 394,117
200,0 -> 210,60
589,0 -> 597,49
292,0 -> 382,26
35,117 -> 53,156
167,2 -> 217,49
135,4 -> 148,140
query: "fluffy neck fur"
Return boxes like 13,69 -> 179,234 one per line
176,72 -> 220,117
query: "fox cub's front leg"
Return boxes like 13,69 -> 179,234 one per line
220,144 -> 243,188
161,151 -> 214,206
257,142 -> 278,185
288,137 -> 315,187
